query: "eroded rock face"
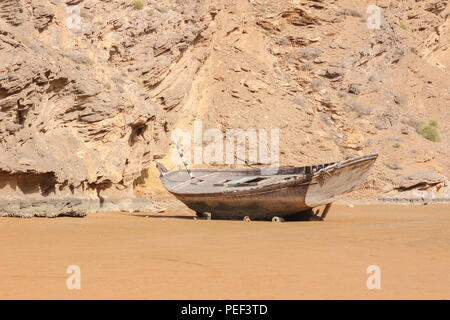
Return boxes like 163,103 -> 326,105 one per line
32,0 -> 55,31
0,0 -> 449,216
0,31 -> 156,215
0,0 -> 221,216
0,0 -> 29,27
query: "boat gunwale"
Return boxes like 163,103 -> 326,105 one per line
160,153 -> 378,198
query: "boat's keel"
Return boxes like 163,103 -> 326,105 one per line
285,203 -> 333,222
194,204 -> 332,222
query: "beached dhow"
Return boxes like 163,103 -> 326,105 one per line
157,153 -> 378,221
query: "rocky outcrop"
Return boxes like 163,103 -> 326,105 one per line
377,170 -> 449,204
394,171 -> 447,190
0,0 -> 29,27
0,27 -> 157,215
0,0 -> 221,216
0,0 -> 448,216
32,0 -> 54,31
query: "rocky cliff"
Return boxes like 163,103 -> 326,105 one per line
0,0 -> 448,217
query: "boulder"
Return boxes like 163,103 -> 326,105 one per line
394,171 -> 447,190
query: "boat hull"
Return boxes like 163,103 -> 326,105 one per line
159,154 -> 377,220
175,183 -> 310,219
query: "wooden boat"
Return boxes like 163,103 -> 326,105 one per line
156,153 -> 378,221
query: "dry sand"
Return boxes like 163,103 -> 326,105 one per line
0,204 -> 449,299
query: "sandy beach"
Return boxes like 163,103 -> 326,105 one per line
0,204 -> 448,299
